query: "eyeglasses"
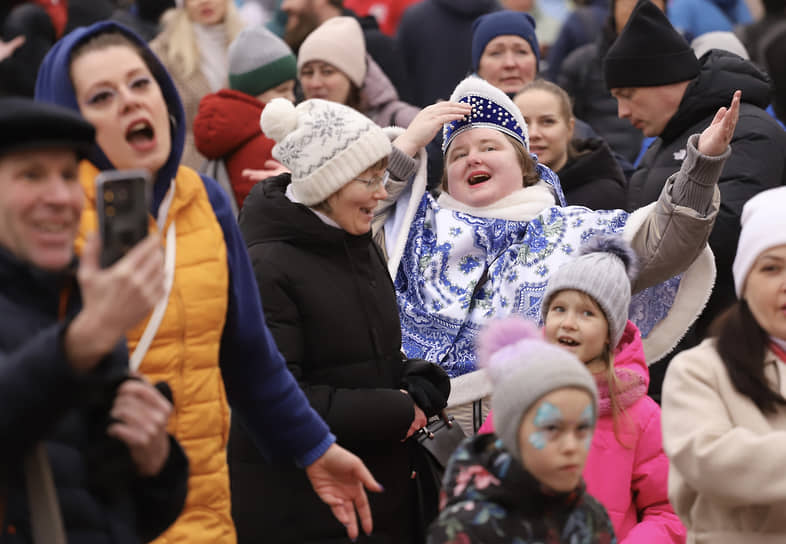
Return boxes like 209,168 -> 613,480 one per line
354,171 -> 390,192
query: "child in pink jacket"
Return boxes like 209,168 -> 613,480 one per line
478,235 -> 686,543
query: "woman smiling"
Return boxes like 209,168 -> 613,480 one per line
377,75 -> 738,430
231,97 -> 450,542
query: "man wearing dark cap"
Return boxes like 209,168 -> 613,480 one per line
0,98 -> 188,543
604,0 -> 786,401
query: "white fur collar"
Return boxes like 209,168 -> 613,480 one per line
436,182 -> 556,221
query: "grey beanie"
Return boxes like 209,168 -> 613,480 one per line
228,25 -> 297,97
477,317 -> 598,461
541,235 -> 638,348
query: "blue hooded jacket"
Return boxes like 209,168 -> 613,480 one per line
34,21 -> 334,467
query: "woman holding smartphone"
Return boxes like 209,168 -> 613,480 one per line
34,21 -> 381,544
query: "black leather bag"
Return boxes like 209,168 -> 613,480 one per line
416,412 -> 466,470
413,411 -> 466,536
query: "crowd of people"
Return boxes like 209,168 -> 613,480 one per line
1,0 -> 785,543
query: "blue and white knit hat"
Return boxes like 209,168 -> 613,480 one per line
442,75 -> 529,155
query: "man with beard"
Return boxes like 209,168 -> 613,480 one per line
281,0 -> 411,101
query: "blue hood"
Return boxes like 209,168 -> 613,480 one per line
35,21 -> 186,215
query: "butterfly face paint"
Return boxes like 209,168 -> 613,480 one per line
579,404 -> 596,450
528,401 -> 562,450
518,389 -> 596,493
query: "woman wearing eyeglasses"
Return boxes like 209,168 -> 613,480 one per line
229,97 -> 450,544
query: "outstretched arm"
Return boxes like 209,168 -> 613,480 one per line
305,444 -> 383,540
628,91 -> 740,291
203,175 -> 383,539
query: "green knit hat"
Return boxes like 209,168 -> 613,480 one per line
228,25 -> 296,98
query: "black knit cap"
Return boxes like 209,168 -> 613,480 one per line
0,97 -> 95,158
603,0 -> 700,89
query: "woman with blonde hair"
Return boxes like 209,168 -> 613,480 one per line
151,0 -> 245,169
514,79 -> 627,210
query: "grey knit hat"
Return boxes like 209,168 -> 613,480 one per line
228,25 -> 297,97
260,97 -> 391,205
477,316 -> 598,461
541,235 -> 639,348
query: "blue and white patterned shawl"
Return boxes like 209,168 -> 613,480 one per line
394,194 -> 683,378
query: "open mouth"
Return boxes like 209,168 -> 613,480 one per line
468,173 -> 490,186
558,337 -> 579,347
126,120 -> 155,146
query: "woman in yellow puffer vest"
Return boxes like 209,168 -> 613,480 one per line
35,20 -> 382,544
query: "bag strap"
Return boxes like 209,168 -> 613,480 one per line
24,443 -> 66,544
129,181 -> 177,372
472,398 -> 483,434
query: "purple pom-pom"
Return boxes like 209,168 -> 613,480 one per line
579,234 -> 639,282
477,316 -> 540,375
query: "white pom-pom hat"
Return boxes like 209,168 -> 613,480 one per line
477,316 -> 598,461
260,98 -> 391,206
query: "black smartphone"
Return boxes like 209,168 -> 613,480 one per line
95,169 -> 151,268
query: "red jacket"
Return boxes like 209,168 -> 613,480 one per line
8,0 -> 67,37
344,0 -> 421,36
193,89 -> 276,208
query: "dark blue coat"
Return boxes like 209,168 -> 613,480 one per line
0,247 -> 188,543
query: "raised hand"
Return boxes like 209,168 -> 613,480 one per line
65,233 -> 165,371
242,160 -> 290,182
0,35 -> 24,62
393,101 -> 472,157
305,444 -> 383,541
698,90 -> 741,157
107,375 -> 173,477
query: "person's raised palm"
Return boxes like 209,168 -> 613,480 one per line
698,90 -> 741,157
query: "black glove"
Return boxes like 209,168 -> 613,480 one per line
400,358 -> 450,418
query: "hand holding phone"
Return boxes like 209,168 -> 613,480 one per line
95,169 -> 151,268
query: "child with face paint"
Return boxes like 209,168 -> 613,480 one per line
477,235 -> 686,543
428,317 -> 615,543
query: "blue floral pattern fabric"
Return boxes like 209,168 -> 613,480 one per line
428,434 -> 617,544
395,194 -> 679,378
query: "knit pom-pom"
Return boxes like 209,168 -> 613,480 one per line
579,234 -> 639,282
477,316 -> 540,381
260,98 -> 298,142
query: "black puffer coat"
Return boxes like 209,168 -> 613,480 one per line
229,175 -> 448,543
0,247 -> 188,544
627,50 -> 786,399
558,137 -> 627,210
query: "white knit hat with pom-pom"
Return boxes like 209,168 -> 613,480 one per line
260,97 -> 391,206
477,316 -> 598,461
